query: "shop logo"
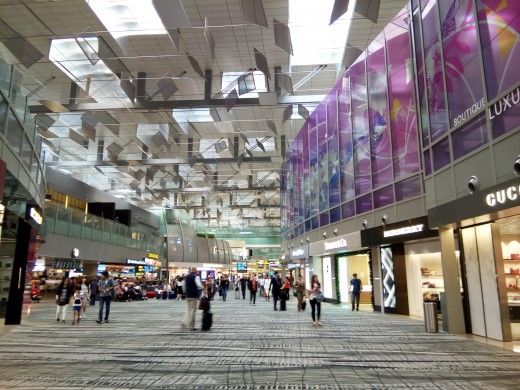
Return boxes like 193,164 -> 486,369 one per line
324,238 -> 347,250
126,258 -> 146,265
383,224 -> 424,237
454,98 -> 485,127
489,86 -> 520,121
292,249 -> 305,257
485,184 -> 519,207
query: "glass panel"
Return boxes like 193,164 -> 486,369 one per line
387,11 -> 421,179
440,0 -> 484,130
423,149 -> 432,176
373,185 -> 394,209
70,211 -> 83,237
102,219 -> 112,243
21,134 -> 32,169
327,97 -> 341,208
311,215 -> 319,230
413,0 -> 430,146
395,175 -> 422,202
7,109 -> 23,153
309,119 -> 319,216
319,212 -> 330,227
356,193 -> 373,214
477,0 -> 520,101
432,137 -> 451,171
368,34 -> 392,188
350,53 -> 372,195
342,201 -> 355,219
451,113 -> 488,160
30,152 -> 39,183
303,124 -> 311,220
489,90 -> 520,139
305,218 -> 311,233
317,109 -> 329,211
0,96 -> 7,135
0,63 -> 12,96
330,206 -> 341,224
338,76 -> 355,202
421,0 -> 449,141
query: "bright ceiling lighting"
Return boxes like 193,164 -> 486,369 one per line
172,108 -> 214,123
86,0 -> 167,39
289,0 -> 356,66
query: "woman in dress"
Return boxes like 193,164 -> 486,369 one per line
309,274 -> 323,326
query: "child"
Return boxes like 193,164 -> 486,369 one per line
72,285 -> 82,325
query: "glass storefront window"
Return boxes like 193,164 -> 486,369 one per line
451,113 -> 488,160
395,175 -> 422,202
432,137 -> 451,171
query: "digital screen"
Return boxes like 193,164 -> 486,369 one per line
237,262 -> 247,271
97,264 -> 106,273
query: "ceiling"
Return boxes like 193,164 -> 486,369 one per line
0,0 -> 407,238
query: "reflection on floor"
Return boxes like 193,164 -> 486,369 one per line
0,298 -> 519,389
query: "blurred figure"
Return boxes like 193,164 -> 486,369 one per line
55,277 -> 72,323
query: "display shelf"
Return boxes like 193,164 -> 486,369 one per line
504,273 -> 520,276
504,259 -> 520,261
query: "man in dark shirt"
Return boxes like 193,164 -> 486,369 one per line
350,273 -> 362,311
184,267 -> 203,331
269,271 -> 282,311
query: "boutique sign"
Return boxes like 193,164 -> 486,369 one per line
324,238 -> 347,251
485,183 -> 520,207
290,246 -> 308,260
488,86 -> 520,121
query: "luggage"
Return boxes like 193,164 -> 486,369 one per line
235,289 -> 240,299
202,311 -> 213,331
280,299 -> 286,311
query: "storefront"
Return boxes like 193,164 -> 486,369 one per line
288,245 -> 308,284
308,232 -> 367,304
361,217 -> 439,315
429,177 -> 520,342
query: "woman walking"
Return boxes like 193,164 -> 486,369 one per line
55,277 -> 73,323
293,274 -> 306,312
309,275 -> 323,326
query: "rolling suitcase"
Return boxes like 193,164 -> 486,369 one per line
202,311 -> 213,331
280,298 -> 286,311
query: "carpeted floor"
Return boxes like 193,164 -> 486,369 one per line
0,295 -> 519,389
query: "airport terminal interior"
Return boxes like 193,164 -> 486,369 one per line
0,0 -> 520,388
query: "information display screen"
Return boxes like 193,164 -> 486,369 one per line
237,262 -> 247,272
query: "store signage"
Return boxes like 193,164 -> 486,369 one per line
454,98 -> 485,127
53,260 -> 80,269
324,238 -> 347,251
488,85 -> 520,121
147,253 -> 159,259
126,258 -> 146,266
485,184 -> 520,207
384,224 -> 424,238
29,207 -> 43,224
292,249 -> 305,257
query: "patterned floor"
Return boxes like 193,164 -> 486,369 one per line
0,295 -> 519,389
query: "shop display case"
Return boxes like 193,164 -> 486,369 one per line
504,255 -> 520,322
421,268 -> 443,311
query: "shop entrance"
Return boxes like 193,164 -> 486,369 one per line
336,252 -> 371,305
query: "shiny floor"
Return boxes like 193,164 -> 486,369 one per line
0,296 -> 520,389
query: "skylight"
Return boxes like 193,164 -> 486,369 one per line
172,108 -> 214,123
289,0 -> 357,66
221,71 -> 267,98
86,0 -> 167,40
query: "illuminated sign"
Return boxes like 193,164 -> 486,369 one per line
147,253 -> 159,259
485,184 -> 519,207
324,238 -> 347,251
126,258 -> 146,266
383,224 -> 424,237
30,207 -> 43,224
291,249 -> 305,257
53,260 -> 80,269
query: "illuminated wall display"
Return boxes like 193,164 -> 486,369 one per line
290,246 -> 308,260
29,207 -> 43,224
485,184 -> 520,207
324,238 -> 347,251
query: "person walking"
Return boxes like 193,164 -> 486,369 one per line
96,271 -> 115,324
293,274 -> 306,312
269,271 -> 281,311
350,273 -> 363,311
258,275 -> 265,298
55,277 -> 72,323
71,285 -> 82,325
264,274 -> 271,301
89,277 -> 98,306
240,275 -> 248,299
309,274 -> 323,326
248,275 -> 258,305
220,273 -> 229,301
79,276 -> 89,318
184,267 -> 203,331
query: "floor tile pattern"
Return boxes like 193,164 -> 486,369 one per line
0,296 -> 519,389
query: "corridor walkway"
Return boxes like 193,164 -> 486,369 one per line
0,295 -> 519,389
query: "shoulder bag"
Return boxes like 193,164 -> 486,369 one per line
315,290 -> 325,303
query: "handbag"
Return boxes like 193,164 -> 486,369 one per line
301,301 -> 307,311
293,291 -> 298,297
315,291 -> 325,303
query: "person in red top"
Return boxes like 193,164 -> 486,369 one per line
248,274 -> 258,305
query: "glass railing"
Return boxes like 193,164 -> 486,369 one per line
43,202 -> 161,253
0,62 -> 12,97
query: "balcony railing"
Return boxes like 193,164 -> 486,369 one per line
43,202 -> 161,253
